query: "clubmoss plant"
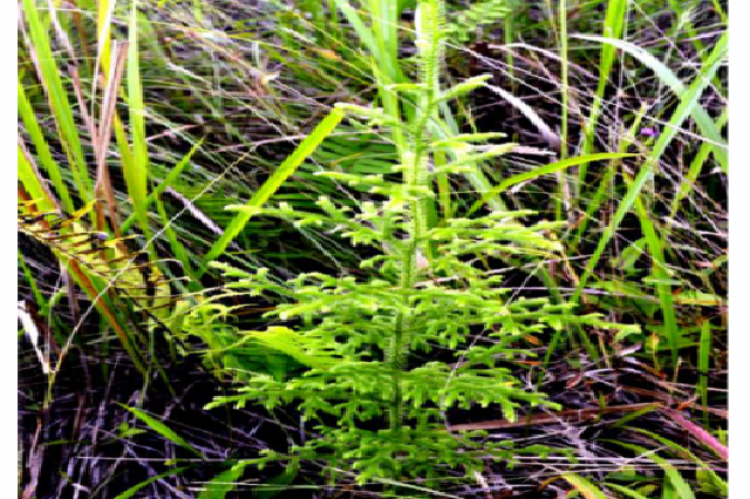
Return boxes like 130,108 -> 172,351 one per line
192,0 -> 637,488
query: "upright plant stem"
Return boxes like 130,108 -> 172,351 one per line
389,112 -> 430,433
505,0 -> 518,141
558,0 -> 568,161
389,263 -> 411,432
557,0 -> 569,221
388,0 -> 439,432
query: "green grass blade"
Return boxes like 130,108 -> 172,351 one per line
711,0 -> 727,22
623,168 -> 679,364
469,153 -> 634,216
155,190 -> 194,279
96,0 -> 116,76
631,426 -> 728,477
572,163 -> 649,294
573,34 -> 727,302
611,442 -> 696,499
562,473 -> 608,499
19,145 -> 55,213
333,0 -> 379,59
669,109 -> 729,219
19,250 -> 46,310
118,404 -> 203,457
200,108 -> 344,272
22,0 -> 92,201
579,0 -> 628,184
113,466 -> 190,499
699,320 -> 711,426
573,33 -> 728,173
571,105 -> 647,250
18,81 -> 74,213
120,139 -> 203,234
126,0 -> 153,257
197,461 -> 253,499
605,483 -> 652,499
571,34 -> 727,364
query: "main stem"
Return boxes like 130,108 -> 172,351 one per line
388,96 -> 432,433
387,0 -> 440,434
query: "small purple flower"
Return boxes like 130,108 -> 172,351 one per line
641,127 -> 659,138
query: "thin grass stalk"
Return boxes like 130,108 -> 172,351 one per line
556,0 -> 570,223
578,0 -> 628,190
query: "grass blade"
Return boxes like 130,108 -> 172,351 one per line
94,41 -> 129,237
332,0 -> 379,59
606,483 -> 652,499
469,153 -> 634,216
197,461 -> 253,499
114,466 -> 189,499
18,144 -> 55,213
200,108 -> 344,272
561,473 -> 608,499
669,108 -> 729,220
126,0 -> 153,256
571,105 -> 647,250
573,33 -> 727,301
699,320 -> 711,427
484,83 -> 558,149
120,139 -> 204,234
572,33 -> 726,363
579,0 -> 628,184
21,0 -> 92,201
573,33 -> 728,173
18,81 -> 74,213
119,404 -> 203,457
611,441 -> 696,499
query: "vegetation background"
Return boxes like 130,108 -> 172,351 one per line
16,0 -> 728,498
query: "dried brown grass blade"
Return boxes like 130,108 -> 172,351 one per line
449,403 -> 661,432
93,41 -> 129,238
